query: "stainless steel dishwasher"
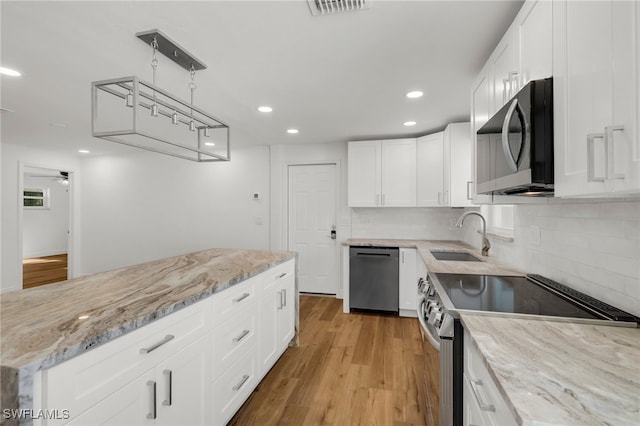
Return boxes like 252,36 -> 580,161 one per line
349,246 -> 399,314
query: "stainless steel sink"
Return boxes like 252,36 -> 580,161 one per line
430,250 -> 482,262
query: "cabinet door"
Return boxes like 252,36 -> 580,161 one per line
66,372 -> 152,426
517,0 -> 552,87
348,141 -> 380,207
398,248 -> 417,313
156,335 -> 213,426
381,139 -> 417,206
470,69 -> 493,205
446,123 -> 474,207
416,133 -> 444,206
490,33 -> 517,113
610,1 -> 639,194
277,274 -> 296,348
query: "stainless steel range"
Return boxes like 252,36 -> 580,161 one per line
417,272 -> 639,426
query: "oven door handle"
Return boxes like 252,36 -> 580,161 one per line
417,295 -> 441,351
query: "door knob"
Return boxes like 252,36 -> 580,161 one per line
330,225 -> 337,240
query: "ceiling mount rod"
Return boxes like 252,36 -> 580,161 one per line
136,29 -> 207,71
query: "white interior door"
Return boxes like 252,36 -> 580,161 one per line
288,164 -> 338,295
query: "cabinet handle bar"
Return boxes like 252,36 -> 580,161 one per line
469,378 -> 496,412
233,293 -> 251,303
162,369 -> 172,406
232,374 -> 250,391
140,335 -> 174,354
146,380 -> 156,419
232,329 -> 251,343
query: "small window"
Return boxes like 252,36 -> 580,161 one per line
481,204 -> 515,239
24,188 -> 50,209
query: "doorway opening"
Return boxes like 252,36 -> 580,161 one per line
21,165 -> 72,288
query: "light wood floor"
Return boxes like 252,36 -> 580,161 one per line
229,295 -> 431,426
23,253 -> 68,289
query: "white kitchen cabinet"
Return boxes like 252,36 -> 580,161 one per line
348,139 -> 417,207
416,132 -> 444,206
347,141 -> 380,207
35,260 -> 297,426
398,248 -> 418,317
259,258 -> 296,376
444,123 -> 474,207
553,0 -> 639,197
464,328 -> 517,426
490,33 -> 518,114
417,124 -> 473,208
516,0 -> 552,88
470,66 -> 494,205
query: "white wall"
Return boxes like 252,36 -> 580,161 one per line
23,175 -> 70,258
1,142 -> 81,293
80,145 -> 270,274
462,199 -> 640,317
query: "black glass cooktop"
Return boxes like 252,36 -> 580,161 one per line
433,273 -> 602,320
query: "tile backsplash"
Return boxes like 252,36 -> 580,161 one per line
351,207 -> 471,240
463,199 -> 640,317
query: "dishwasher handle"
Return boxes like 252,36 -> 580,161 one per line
355,252 -> 391,257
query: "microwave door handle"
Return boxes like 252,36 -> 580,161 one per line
501,99 -> 520,173
516,102 -> 530,170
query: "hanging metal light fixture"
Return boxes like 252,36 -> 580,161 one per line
91,29 -> 230,162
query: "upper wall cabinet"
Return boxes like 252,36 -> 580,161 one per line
553,0 -> 639,197
418,123 -> 474,207
348,139 -> 417,207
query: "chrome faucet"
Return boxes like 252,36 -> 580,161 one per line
455,211 -> 491,256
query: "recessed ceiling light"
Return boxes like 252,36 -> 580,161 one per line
406,91 -> 423,99
287,129 -> 299,134
258,106 -> 273,113
78,149 -> 90,154
404,121 -> 417,127
204,142 -> 216,147
0,67 -> 21,77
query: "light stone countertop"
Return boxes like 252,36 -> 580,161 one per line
0,248 -> 295,418
461,314 -> 640,426
342,238 -> 525,276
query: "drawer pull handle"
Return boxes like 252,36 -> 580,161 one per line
140,335 -> 175,354
232,329 -> 251,343
277,272 -> 287,279
470,379 -> 495,412
232,374 -> 250,391
146,380 -> 156,419
162,369 -> 172,406
233,293 -> 251,303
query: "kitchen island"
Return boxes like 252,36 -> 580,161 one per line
0,248 -> 297,425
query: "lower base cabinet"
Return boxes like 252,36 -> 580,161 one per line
35,259 -> 296,426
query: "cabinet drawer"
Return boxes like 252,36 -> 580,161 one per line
261,259 -> 295,294
212,344 -> 259,426
213,275 -> 258,322
43,298 -> 211,420
212,308 -> 258,381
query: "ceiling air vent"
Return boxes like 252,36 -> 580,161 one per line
307,0 -> 371,16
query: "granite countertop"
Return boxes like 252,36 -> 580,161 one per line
343,238 -> 524,276
0,248 -> 295,415
461,314 -> 640,426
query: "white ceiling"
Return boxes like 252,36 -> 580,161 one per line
0,0 -> 523,158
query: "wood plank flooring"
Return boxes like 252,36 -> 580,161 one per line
229,295 -> 432,426
22,253 -> 68,289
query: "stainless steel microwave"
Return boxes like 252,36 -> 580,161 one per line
476,77 -> 554,196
